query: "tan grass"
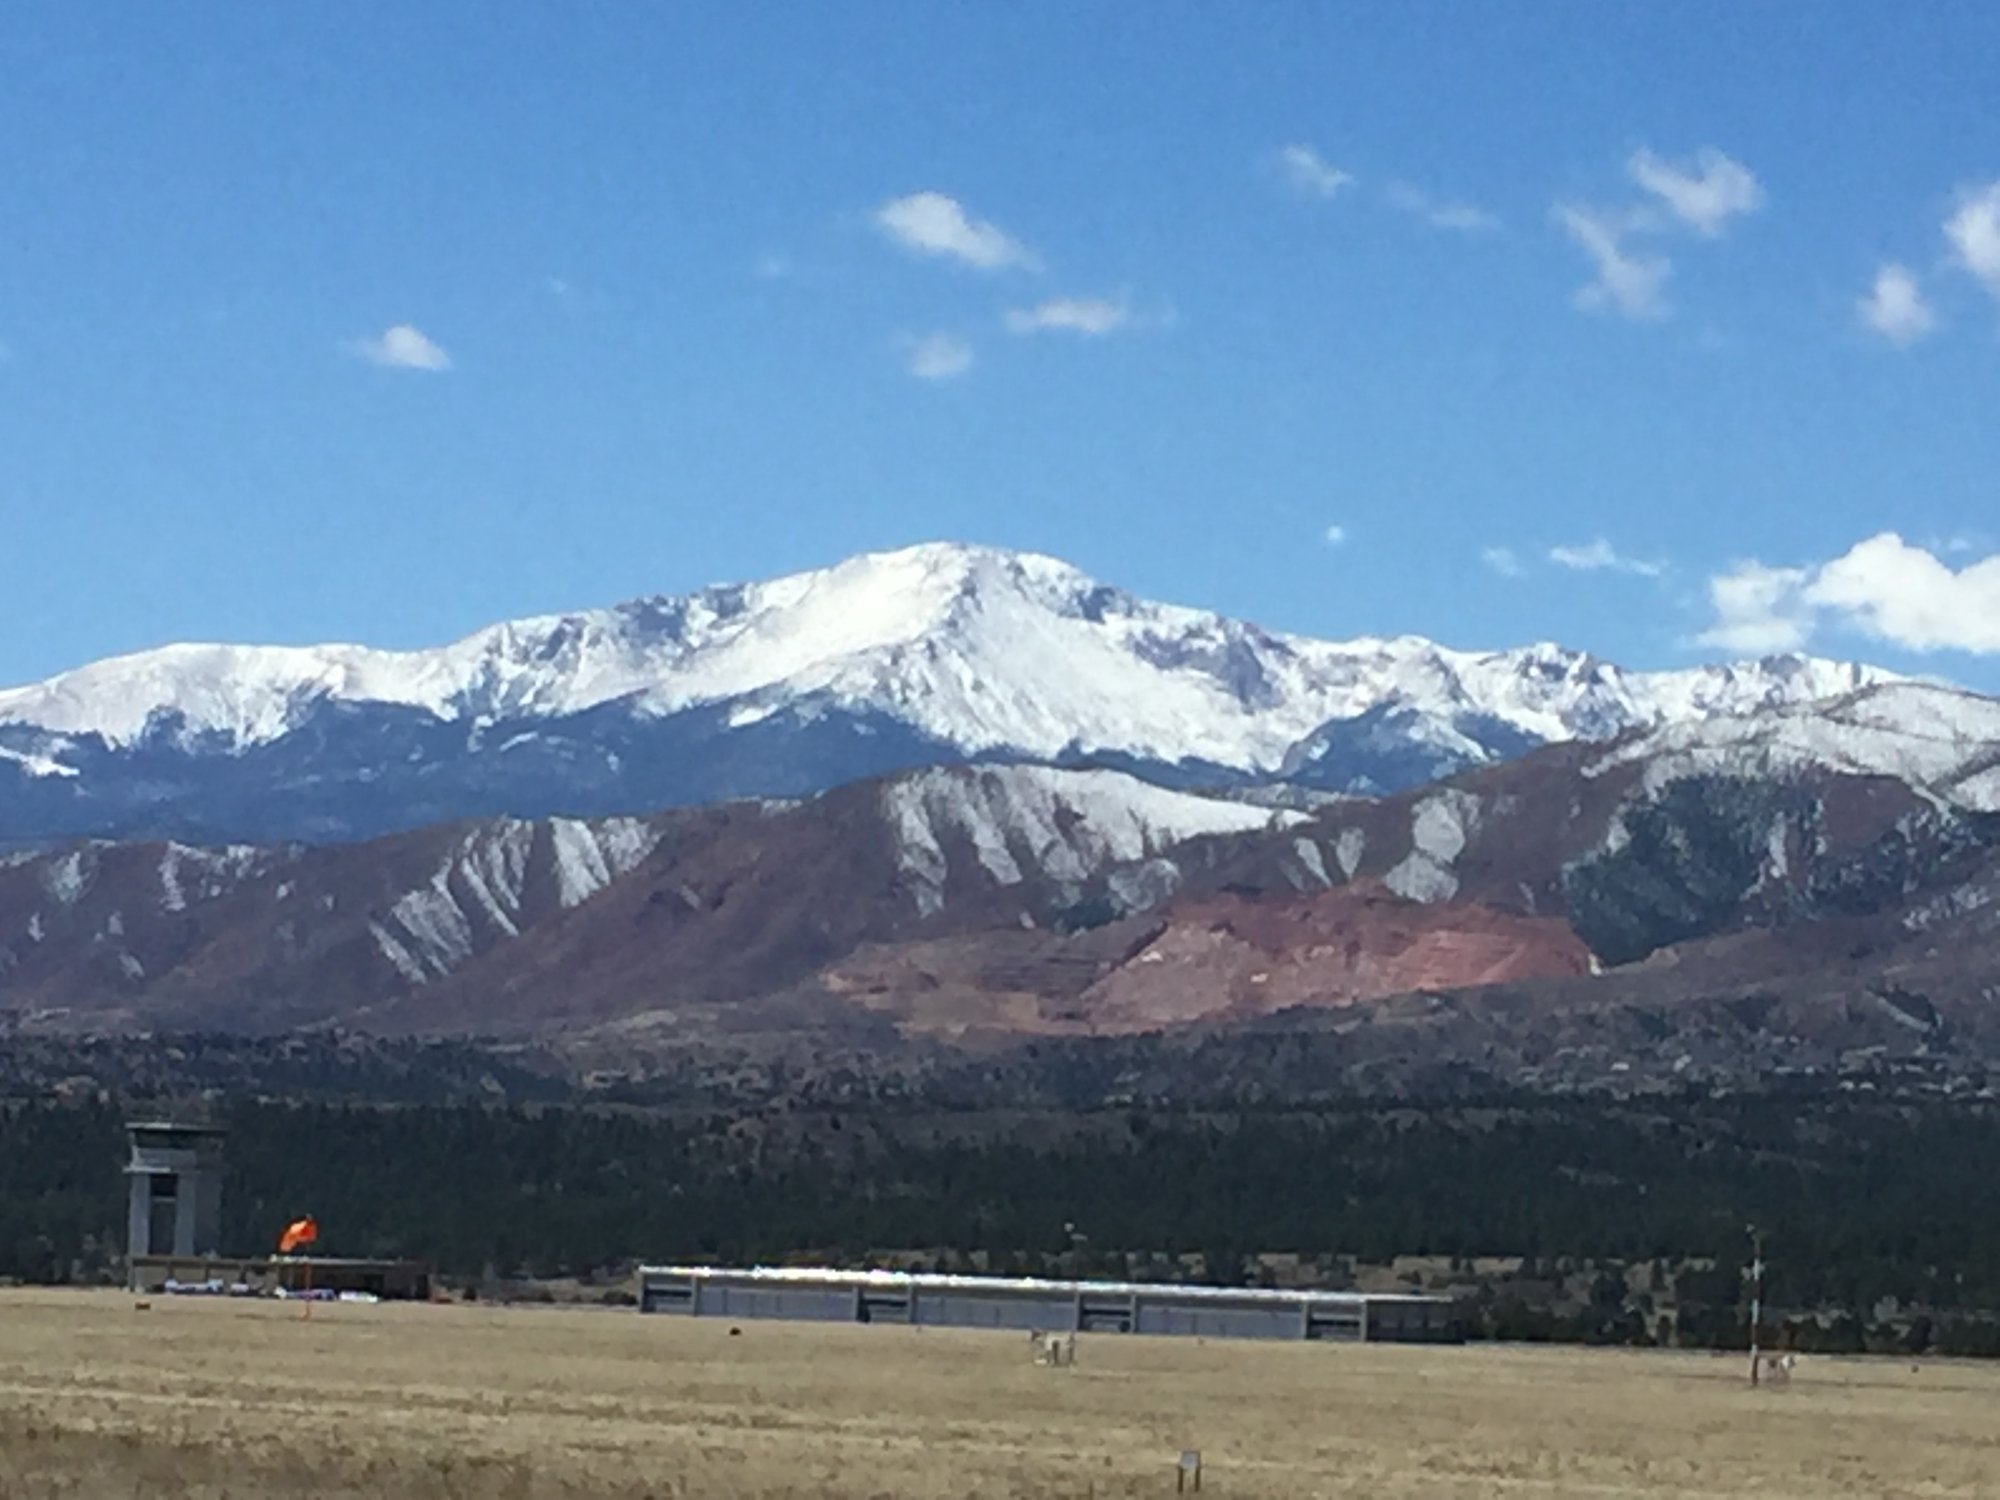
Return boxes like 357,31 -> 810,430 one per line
1,1288 -> 1996,1497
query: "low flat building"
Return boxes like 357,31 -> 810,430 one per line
637,1265 -> 1460,1343
129,1254 -> 432,1301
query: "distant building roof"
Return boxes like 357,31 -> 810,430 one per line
639,1264 -> 1455,1307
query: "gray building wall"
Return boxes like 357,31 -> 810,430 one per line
638,1267 -> 1459,1345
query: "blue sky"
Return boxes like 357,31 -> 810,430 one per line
4,2 -> 2000,689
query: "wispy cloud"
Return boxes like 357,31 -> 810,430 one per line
1945,180 -> 2000,300
1279,144 -> 1354,199
902,331 -> 973,381
1627,148 -> 1763,238
1387,182 -> 1500,234
874,192 -> 1037,272
752,252 -> 793,280
1481,546 -> 1524,578
1857,263 -> 1936,346
1005,295 -> 1131,336
1322,524 -> 1348,547
1555,146 -> 1758,322
1700,533 -> 2000,655
351,324 -> 451,371
1555,205 -> 1671,320
1549,538 -> 1665,577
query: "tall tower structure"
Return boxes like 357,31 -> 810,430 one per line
125,1122 -> 226,1275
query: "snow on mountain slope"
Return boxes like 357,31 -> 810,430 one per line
367,817 -> 664,984
0,543 -> 1894,764
0,745 -> 77,778
1587,682 -> 2000,810
883,764 -> 1306,914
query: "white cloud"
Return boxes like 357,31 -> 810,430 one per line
1696,561 -> 1814,653
1279,144 -> 1354,199
1481,546 -> 1524,578
1806,534 -> 2000,652
352,324 -> 451,371
1322,524 -> 1348,547
874,192 -> 1037,272
1857,263 -> 1936,346
1387,183 -> 1501,233
1627,147 -> 1763,238
1945,180 -> 2000,299
1699,533 -> 2000,655
1555,205 -> 1671,320
903,332 -> 973,381
1005,296 -> 1130,336
1548,538 -> 1665,577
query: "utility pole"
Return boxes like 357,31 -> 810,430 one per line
1745,1225 -> 1765,1387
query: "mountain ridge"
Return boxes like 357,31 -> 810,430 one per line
7,684 -> 2000,1054
0,542 -> 1906,845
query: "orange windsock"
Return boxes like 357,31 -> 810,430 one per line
277,1216 -> 318,1254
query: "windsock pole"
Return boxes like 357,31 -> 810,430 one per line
1746,1227 -> 1764,1387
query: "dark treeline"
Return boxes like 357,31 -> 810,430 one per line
5,1092 -> 1999,1347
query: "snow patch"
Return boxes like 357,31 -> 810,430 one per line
0,744 -> 78,778
1904,881 -> 1996,934
1292,837 -> 1331,889
41,849 -> 93,906
455,821 -> 535,935
381,867 -> 477,981
370,920 -> 430,985
1383,789 -> 1482,903
1333,827 -> 1367,879
881,765 -> 1304,916
1106,857 -> 1183,913
548,817 -> 662,908
158,843 -> 266,912
1763,817 -> 1791,885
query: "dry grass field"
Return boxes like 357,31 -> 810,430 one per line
1,1289 -> 1997,1498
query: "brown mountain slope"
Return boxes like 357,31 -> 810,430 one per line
819,883 -> 1592,1041
6,697 -> 2000,1060
0,766 -> 1298,1035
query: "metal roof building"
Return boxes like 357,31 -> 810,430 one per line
638,1265 -> 1460,1343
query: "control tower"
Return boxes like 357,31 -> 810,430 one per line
125,1121 -> 226,1272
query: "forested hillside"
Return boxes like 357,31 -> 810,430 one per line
7,1089 -> 1998,1354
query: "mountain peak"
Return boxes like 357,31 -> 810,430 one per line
0,541 -> 1926,846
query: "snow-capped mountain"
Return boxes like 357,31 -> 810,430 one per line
1585,681 -> 2000,808
0,542 -> 1900,845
